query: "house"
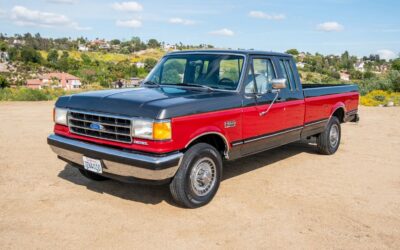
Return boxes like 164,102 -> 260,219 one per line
26,79 -> 43,89
26,72 -> 82,90
354,61 -> 365,72
339,72 -> 350,81
163,43 -> 177,51
78,44 -> 89,52
89,39 -> 110,50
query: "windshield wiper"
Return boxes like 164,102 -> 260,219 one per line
166,83 -> 215,92
141,80 -> 160,87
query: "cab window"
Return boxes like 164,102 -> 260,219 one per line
279,59 -> 296,91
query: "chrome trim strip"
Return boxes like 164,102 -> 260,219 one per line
69,109 -> 133,121
69,124 -> 130,136
69,117 -> 131,128
48,134 -> 183,181
244,127 -> 303,144
304,119 -> 328,127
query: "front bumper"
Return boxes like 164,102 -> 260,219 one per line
47,134 -> 183,183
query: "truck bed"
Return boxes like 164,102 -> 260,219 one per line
302,83 -> 358,98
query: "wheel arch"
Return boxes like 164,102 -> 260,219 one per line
330,103 -> 346,123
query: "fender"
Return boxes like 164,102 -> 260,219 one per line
185,127 -> 230,152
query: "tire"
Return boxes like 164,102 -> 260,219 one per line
169,143 -> 223,208
316,116 -> 341,155
78,168 -> 109,181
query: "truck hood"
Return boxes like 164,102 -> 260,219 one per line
56,87 -> 242,119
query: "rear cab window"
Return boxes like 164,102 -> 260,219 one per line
279,59 -> 297,91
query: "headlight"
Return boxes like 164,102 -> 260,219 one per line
53,108 -> 68,125
132,119 -> 171,141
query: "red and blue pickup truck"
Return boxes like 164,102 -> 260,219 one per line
48,50 -> 359,208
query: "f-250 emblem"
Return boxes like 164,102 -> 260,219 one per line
224,120 -> 236,128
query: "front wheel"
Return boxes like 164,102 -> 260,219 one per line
169,143 -> 222,208
316,116 -> 341,155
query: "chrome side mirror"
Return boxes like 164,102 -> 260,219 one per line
271,78 -> 287,90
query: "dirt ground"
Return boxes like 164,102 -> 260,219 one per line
0,102 -> 399,249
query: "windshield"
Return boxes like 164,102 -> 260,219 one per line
145,54 -> 245,90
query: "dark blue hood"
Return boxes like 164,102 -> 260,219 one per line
56,87 -> 242,119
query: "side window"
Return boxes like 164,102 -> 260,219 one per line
279,59 -> 296,91
245,58 -> 276,94
161,58 -> 186,84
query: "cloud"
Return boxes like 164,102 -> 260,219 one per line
168,17 -> 195,25
209,28 -> 234,36
112,2 -> 143,12
248,11 -> 285,20
317,22 -> 344,32
116,19 -> 142,28
377,49 -> 398,60
46,0 -> 78,4
10,6 -> 90,30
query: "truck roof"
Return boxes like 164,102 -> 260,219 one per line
167,49 -> 292,58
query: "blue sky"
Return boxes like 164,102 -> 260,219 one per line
0,0 -> 399,59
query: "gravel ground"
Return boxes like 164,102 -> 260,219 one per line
0,102 -> 399,249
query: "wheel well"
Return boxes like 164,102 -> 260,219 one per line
332,107 -> 345,123
186,134 -> 228,156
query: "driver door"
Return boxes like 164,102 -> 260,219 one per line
241,56 -> 287,156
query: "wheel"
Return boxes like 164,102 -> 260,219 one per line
316,116 -> 341,155
78,168 -> 109,181
169,143 -> 222,208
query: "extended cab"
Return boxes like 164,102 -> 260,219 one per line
48,50 -> 359,208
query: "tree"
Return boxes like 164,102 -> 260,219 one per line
47,49 -> 59,64
285,49 -> 299,55
0,75 -> 9,88
392,59 -> 400,71
110,39 -> 121,45
144,58 -> 158,72
20,47 -> 42,63
147,39 -> 160,49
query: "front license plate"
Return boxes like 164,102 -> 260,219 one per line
83,156 -> 102,174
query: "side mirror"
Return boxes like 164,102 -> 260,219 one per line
271,78 -> 287,90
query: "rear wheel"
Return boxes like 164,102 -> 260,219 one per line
78,168 -> 109,181
316,116 -> 341,155
169,143 -> 222,208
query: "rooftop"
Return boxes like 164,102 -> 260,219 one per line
167,49 -> 292,57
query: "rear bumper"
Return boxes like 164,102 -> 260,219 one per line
47,134 -> 183,183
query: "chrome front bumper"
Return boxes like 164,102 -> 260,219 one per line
47,134 -> 183,182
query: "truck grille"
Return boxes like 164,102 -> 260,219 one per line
68,111 -> 132,143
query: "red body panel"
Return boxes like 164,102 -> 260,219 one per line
304,92 -> 359,123
54,92 -> 359,155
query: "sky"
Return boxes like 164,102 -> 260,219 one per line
0,0 -> 399,59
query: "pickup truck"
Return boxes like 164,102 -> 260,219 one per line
48,50 -> 359,208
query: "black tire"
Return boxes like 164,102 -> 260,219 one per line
79,168 -> 109,181
316,116 -> 341,155
169,143 -> 223,208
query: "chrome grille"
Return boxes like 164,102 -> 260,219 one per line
68,111 -> 132,143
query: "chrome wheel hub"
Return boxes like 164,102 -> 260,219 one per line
190,157 -> 216,196
329,124 -> 339,148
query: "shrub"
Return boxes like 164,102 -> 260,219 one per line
360,90 -> 400,106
